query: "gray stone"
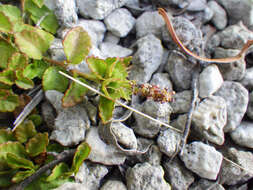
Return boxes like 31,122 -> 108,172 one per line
189,179 -> 225,190
228,184 -> 248,190
170,114 -> 187,131
240,67 -> 253,90
104,8 -> 135,37
41,102 -> 55,129
126,162 -> 171,190
76,0 -> 128,20
129,34 -> 164,83
54,0 -> 78,27
44,0 -> 56,10
216,0 -> 253,29
150,73 -> 173,91
170,90 -> 193,114
165,51 -> 195,90
136,11 -> 165,38
163,157 -> 194,190
180,141 -> 223,180
214,48 -> 246,81
133,99 -> 173,138
230,122 -> 253,148
54,182 -> 89,190
214,81 -> 249,132
220,147 -> 253,185
75,162 -> 108,190
247,91 -> 253,119
85,128 -> 126,165
157,129 -> 182,157
199,64 -> 223,98
104,32 -> 120,44
99,42 -> 133,58
208,1 -> 227,30
48,38 -> 66,62
182,0 -> 207,11
192,96 -> 227,145
100,180 -> 127,190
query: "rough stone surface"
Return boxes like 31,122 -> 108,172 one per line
135,11 -> 165,38
99,42 -> 133,58
41,101 -> 55,129
157,129 -> 182,157
100,180 -> 127,190
214,81 -> 249,132
214,48 -> 246,81
76,0 -> 128,20
129,34 -> 164,83
208,1 -> 227,30
230,122 -> 253,148
54,182 -> 89,190
189,179 -> 225,190
126,162 -> 171,190
220,147 -> 253,185
170,114 -> 187,131
240,67 -> 253,90
199,64 -> 223,98
150,73 -> 173,91
104,8 -> 135,37
247,91 -> 253,120
85,128 -> 126,165
163,157 -> 195,190
48,38 -> 66,62
133,99 -> 173,138
180,141 -> 223,180
104,32 -> 120,44
182,0 -> 207,11
192,96 -> 227,145
75,162 -> 108,190
170,90 -> 194,114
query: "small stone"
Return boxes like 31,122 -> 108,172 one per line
99,42 -> 133,58
165,51 -> 195,90
129,34 -> 164,83
180,141 -> 223,180
240,67 -> 253,90
48,38 -> 66,62
157,129 -> 182,157
170,114 -> 187,131
208,1 -> 227,30
150,73 -> 173,91
76,0 -> 128,20
54,0 -> 78,27
104,8 -> 135,37
126,162 -> 171,190
189,179 -> 225,190
170,90 -> 194,114
133,99 -> 173,138
214,47 -> 246,81
182,0 -> 207,11
230,122 -> 253,148
41,102 -> 55,129
75,162 -> 108,190
214,81 -> 249,132
135,11 -> 165,38
100,180 -> 127,190
199,64 -> 223,98
85,128 -> 126,165
104,32 -> 120,44
192,96 -> 227,145
247,91 -> 253,119
44,0 -> 56,10
54,182 -> 89,190
163,157 -> 195,190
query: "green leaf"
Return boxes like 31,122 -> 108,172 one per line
6,153 -> 35,170
71,142 -> 90,174
14,28 -> 54,59
32,0 -> 44,8
0,89 -> 19,112
0,171 -> 14,187
15,70 -> 34,89
99,96 -> 115,123
0,129 -> 15,144
63,27 -> 91,65
0,70 -> 15,85
0,82 -> 11,89
46,143 -> 66,153
86,57 -> 107,80
26,132 -> 49,157
0,12 -> 12,33
12,169 -> 35,183
28,114 -> 42,127
62,77 -> 88,107
101,78 -> 122,99
0,4 -> 22,23
8,53 -> 28,70
42,66 -> 69,92
23,59 -> 49,79
14,120 -> 37,143
0,38 -> 16,69
105,57 -> 130,80
0,141 -> 27,159
46,163 -> 69,181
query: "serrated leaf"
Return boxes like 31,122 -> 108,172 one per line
32,0 -> 44,8
0,38 -> 16,69
8,53 -> 28,70
46,163 -> 69,182
101,78 -> 121,99
86,57 -> 107,80
12,169 -> 34,183
0,89 -> 19,112
0,129 -> 15,144
14,28 -> 54,59
71,142 -> 90,174
99,96 -> 115,124
6,153 -> 35,170
15,70 -> 34,89
0,4 -> 22,23
62,77 -> 88,107
26,132 -> 49,157
28,114 -> 42,127
0,12 -> 12,33
42,66 -> 69,92
23,59 -> 49,79
14,120 -> 37,143
0,141 -> 27,158
63,27 -> 91,65
0,70 -> 15,85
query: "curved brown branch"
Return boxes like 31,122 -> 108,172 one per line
158,8 -> 253,63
